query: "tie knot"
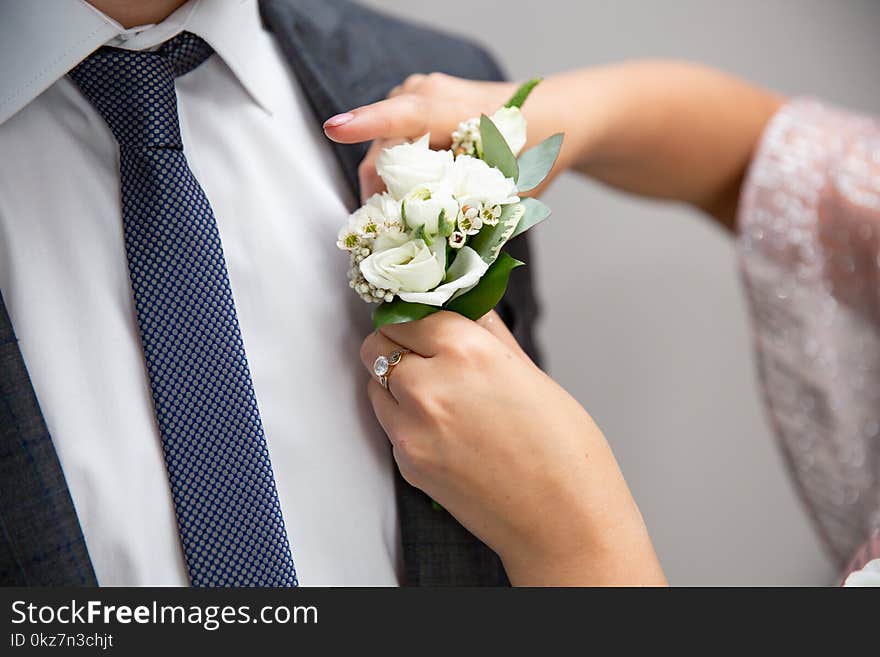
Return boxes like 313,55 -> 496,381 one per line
69,32 -> 213,149
158,31 -> 215,77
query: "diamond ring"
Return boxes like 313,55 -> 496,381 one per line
373,349 -> 409,389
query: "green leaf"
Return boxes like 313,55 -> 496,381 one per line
479,114 -> 518,180
516,133 -> 563,192
444,252 -> 524,320
438,208 -> 454,237
414,223 -> 433,246
505,78 -> 542,109
467,202 -> 525,264
511,197 -> 552,239
373,299 -> 439,328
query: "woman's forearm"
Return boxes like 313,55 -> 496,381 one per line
527,61 -> 784,229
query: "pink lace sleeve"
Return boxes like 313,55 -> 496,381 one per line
841,529 -> 880,585
737,99 -> 880,570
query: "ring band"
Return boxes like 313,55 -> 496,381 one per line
373,349 -> 409,389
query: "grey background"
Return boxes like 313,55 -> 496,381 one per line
364,0 -> 880,584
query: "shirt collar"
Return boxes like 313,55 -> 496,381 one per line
0,0 -> 276,126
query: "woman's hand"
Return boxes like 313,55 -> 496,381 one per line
360,311 -> 666,586
324,73 -> 520,200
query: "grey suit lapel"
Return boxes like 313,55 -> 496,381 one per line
259,0 -> 369,192
0,293 -> 96,585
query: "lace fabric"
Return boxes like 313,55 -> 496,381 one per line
738,99 -> 880,570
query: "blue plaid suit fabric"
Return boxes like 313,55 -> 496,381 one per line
68,32 -> 298,587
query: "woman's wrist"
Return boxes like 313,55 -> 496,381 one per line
502,523 -> 667,587
497,485 -> 667,587
525,62 -> 783,227
519,69 -> 610,174
520,65 -> 640,172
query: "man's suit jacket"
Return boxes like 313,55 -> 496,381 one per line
0,0 -> 540,586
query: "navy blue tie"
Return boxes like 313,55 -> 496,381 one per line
69,32 -> 298,587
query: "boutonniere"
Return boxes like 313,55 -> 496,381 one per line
337,79 -> 563,327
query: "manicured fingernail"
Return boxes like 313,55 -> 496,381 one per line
324,112 -> 354,128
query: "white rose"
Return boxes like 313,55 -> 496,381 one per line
376,134 -> 454,200
372,227 -> 410,252
363,191 -> 403,224
359,238 -> 446,294
450,155 -> 520,208
398,246 -> 489,306
490,106 -> 527,156
402,183 -> 459,237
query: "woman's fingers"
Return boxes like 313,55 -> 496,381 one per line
388,73 -> 428,102
476,311 -> 534,364
323,95 -> 430,145
366,378 -> 401,441
378,311 -> 474,357
324,73 -> 517,146
379,310 -> 532,364
360,329 -> 423,402
358,152 -> 385,201
401,73 -> 427,93
357,138 -> 403,202
326,72 -> 519,201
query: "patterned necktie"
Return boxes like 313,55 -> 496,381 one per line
69,32 -> 298,587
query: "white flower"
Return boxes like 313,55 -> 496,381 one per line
337,225 -> 362,251
364,191 -> 403,225
457,205 -> 483,235
448,231 -> 467,249
480,203 -> 502,226
398,246 -> 489,306
451,117 -> 481,158
337,192 -> 409,253
450,155 -> 519,208
351,204 -> 381,238
843,558 -> 880,587
376,134 -> 454,200
373,226 -> 410,252
450,107 -> 528,158
337,211 -> 376,251
489,106 -> 527,156
359,238 -> 446,295
366,193 -> 410,251
402,183 -> 459,237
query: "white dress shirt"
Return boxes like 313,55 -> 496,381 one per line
0,0 -> 401,586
